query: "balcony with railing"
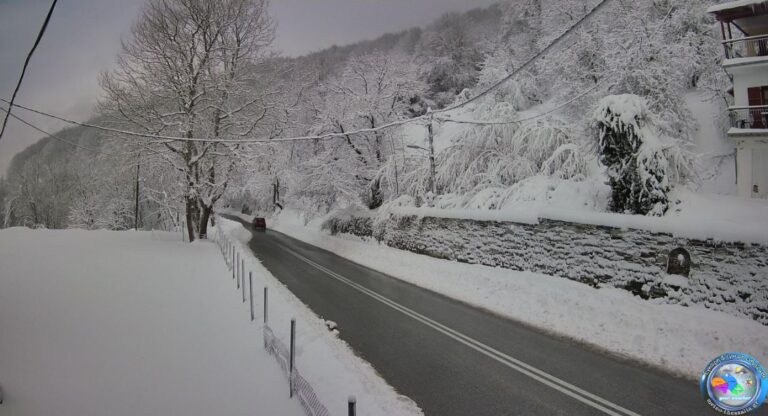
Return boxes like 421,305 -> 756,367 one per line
729,105 -> 768,131
723,35 -> 768,60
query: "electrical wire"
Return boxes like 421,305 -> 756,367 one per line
432,0 -> 612,116
0,0 -> 613,145
2,98 -> 419,144
0,104 -> 174,159
5,108 -> 117,156
0,0 -> 58,143
437,75 -> 612,125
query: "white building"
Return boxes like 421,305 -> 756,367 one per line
709,0 -> 768,198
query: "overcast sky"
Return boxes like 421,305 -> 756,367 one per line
0,0 -> 499,175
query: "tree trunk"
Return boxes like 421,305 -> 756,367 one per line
369,179 -> 383,209
198,203 -> 212,240
185,197 -> 196,243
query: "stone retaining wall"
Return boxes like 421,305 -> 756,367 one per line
323,213 -> 768,324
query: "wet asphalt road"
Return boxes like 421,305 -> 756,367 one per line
223,215 -> 753,416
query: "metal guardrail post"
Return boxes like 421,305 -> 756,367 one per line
249,272 -> 254,321
290,318 -> 296,398
348,395 -> 356,416
264,287 -> 268,324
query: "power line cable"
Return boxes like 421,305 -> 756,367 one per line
0,0 -> 58,143
1,73 -> 608,145
0,106 -> 117,156
437,75 -> 612,125
2,98 -> 418,144
433,0 -> 612,115
0,0 -> 613,145
1,104 -> 174,159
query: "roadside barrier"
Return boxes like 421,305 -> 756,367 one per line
264,324 -> 330,416
212,219 -> 334,416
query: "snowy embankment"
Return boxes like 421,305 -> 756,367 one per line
379,187 -> 768,245
215,217 -> 422,416
0,227 -> 301,416
270,210 -> 768,380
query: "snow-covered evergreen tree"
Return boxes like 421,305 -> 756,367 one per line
593,94 -> 694,216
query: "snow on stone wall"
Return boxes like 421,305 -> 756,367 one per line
324,213 -> 768,325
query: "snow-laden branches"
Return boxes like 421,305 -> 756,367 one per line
395,99 -> 588,210
593,94 -> 697,216
98,0 -> 286,240
285,52 -> 426,212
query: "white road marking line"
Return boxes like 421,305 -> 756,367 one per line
281,244 -> 643,416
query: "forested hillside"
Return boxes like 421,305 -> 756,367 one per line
1,0 -> 732,234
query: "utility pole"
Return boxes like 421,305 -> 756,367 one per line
273,178 -> 283,210
134,157 -> 140,230
389,136 -> 400,196
272,180 -> 278,207
426,109 -> 437,196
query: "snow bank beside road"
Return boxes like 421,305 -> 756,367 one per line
0,227 -> 301,416
271,210 -> 768,379
215,217 -> 422,416
379,187 -> 768,245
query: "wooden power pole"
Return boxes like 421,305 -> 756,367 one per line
427,111 -> 437,196
134,158 -> 140,230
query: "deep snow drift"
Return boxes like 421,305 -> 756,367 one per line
0,228 -> 301,416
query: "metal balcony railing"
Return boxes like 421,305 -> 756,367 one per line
723,35 -> 768,59
729,105 -> 768,129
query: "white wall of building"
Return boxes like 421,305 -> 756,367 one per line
735,139 -> 768,198
727,60 -> 768,107
726,60 -> 768,198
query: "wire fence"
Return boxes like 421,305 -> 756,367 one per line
212,218 -> 333,416
264,325 -> 331,416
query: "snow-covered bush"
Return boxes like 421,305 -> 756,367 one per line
320,208 -> 374,237
400,101 -> 588,210
593,94 -> 695,216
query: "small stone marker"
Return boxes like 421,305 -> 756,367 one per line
666,247 -> 691,277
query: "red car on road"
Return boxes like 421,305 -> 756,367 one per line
252,217 -> 266,230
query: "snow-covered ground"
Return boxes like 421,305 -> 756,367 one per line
215,218 -> 422,416
0,227 -> 301,416
0,226 -> 421,416
269,209 -> 768,380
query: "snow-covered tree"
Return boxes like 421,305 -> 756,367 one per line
289,52 -> 425,211
593,94 -> 695,216
100,0 -> 282,241
417,8 -> 499,106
